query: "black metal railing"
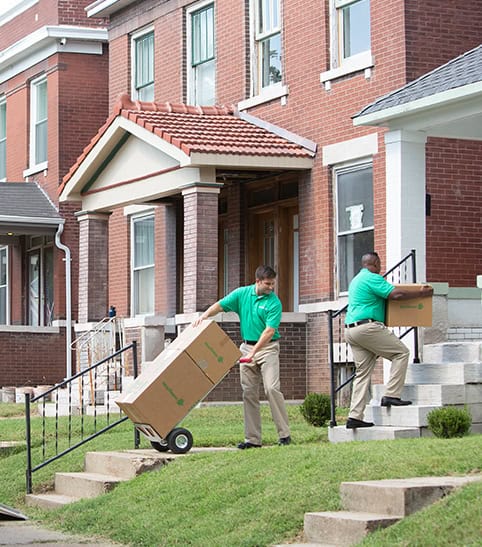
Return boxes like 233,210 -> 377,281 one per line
25,341 -> 139,494
327,250 -> 419,427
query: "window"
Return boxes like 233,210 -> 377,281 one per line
30,76 -> 48,168
0,246 -> 7,324
132,29 -> 154,101
26,236 -> 54,326
0,98 -> 5,180
255,0 -> 282,91
336,164 -> 373,293
188,2 -> 215,105
132,214 -> 154,315
336,0 -> 370,62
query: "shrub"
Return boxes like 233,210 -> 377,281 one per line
300,392 -> 331,427
427,406 -> 472,439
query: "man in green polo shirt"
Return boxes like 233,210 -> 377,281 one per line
194,265 -> 291,449
344,252 -> 433,429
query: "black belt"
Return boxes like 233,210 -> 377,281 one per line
346,319 -> 376,328
243,340 -> 258,345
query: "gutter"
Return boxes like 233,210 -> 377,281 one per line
54,222 -> 73,379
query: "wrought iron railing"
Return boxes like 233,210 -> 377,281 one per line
25,341 -> 139,494
327,250 -> 419,427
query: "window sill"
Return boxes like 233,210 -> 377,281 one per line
23,161 -> 48,178
0,324 -> 59,333
320,52 -> 374,90
237,84 -> 289,111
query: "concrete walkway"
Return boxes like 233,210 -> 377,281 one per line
0,521 -> 118,546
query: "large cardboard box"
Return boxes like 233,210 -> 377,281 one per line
385,284 -> 433,327
168,320 -> 242,383
116,320 -> 241,439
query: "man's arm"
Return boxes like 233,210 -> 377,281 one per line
388,284 -> 433,301
242,326 -> 276,362
192,301 -> 224,326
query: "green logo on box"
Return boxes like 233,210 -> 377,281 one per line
205,341 -> 224,364
400,303 -> 424,310
162,381 -> 184,406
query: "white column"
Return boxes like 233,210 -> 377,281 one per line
384,129 -> 428,282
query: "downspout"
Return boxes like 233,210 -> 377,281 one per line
55,221 -> 72,379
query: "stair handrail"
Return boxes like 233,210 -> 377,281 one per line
327,249 -> 419,426
25,341 -> 139,494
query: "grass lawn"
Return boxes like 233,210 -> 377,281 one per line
1,402 -> 481,546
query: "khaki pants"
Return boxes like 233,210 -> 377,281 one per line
240,341 -> 290,445
345,321 -> 410,420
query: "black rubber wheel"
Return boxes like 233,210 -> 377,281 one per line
167,428 -> 193,454
150,439 -> 169,452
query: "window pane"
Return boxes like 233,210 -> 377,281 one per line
28,252 -> 40,326
342,0 -> 370,58
132,215 -> 154,315
134,216 -> 154,268
195,59 -> 215,105
44,246 -> 54,326
135,32 -> 154,101
134,267 -> 154,315
259,0 -> 280,34
36,81 -> 47,121
192,5 -> 214,65
0,247 -> 6,324
339,230 -> 374,292
337,166 -> 373,233
261,33 -> 282,88
0,101 -> 5,139
35,120 -> 48,164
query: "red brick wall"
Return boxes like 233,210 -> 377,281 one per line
108,209 -> 130,317
426,138 -> 482,286
0,330 -> 66,386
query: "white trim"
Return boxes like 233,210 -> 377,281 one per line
0,245 -> 8,325
320,51 -> 373,87
0,324 -> 59,333
23,161 -> 48,178
124,204 -> 156,216
29,75 -> 48,170
322,133 -> 378,166
238,84 -> 288,111
354,81 -> 482,126
0,215 -> 62,226
123,314 -> 167,328
0,0 -> 38,26
86,0 -> 136,18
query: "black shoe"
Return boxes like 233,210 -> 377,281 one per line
381,396 -> 412,407
237,441 -> 261,449
346,417 -> 375,429
278,436 -> 291,446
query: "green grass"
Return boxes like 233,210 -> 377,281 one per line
1,403 -> 481,546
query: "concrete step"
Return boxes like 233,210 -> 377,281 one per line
54,471 -> 126,498
340,476 -> 481,517
405,362 -> 482,384
372,383 -> 482,405
328,426 -> 420,443
364,405 -> 437,427
423,342 -> 482,363
304,510 -> 400,546
84,450 -> 172,479
25,492 -> 81,509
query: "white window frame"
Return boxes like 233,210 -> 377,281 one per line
240,0 -> 288,110
186,0 -> 216,106
321,0 -> 373,89
0,96 -> 6,181
335,161 -> 374,295
131,212 -> 155,317
29,75 -> 48,172
131,26 -> 155,102
0,246 -> 8,325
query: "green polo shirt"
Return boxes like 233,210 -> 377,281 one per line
345,268 -> 394,324
219,284 -> 282,341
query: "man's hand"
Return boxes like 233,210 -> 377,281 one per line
191,302 -> 223,327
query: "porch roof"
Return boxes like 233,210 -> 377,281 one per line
0,182 -> 63,237
353,43 -> 482,140
58,94 -> 315,208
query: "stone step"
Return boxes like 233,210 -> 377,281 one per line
339,476 -> 481,517
25,492 -> 80,509
372,384 -> 482,405
84,449 -> 172,479
423,342 -> 482,363
328,426 -> 420,443
304,510 -> 400,546
364,405 -> 437,427
405,362 -> 482,384
54,471 -> 126,498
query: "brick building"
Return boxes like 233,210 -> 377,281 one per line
2,0 -> 482,399
0,0 -> 109,386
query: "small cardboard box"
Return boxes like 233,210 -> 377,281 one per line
116,320 -> 241,439
168,320 -> 242,384
385,284 -> 433,327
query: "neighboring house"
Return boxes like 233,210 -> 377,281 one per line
3,0 -> 482,399
0,0 -> 109,387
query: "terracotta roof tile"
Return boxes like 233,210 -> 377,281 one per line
60,93 -> 313,195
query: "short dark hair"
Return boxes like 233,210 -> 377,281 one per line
362,251 -> 379,262
255,265 -> 277,280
